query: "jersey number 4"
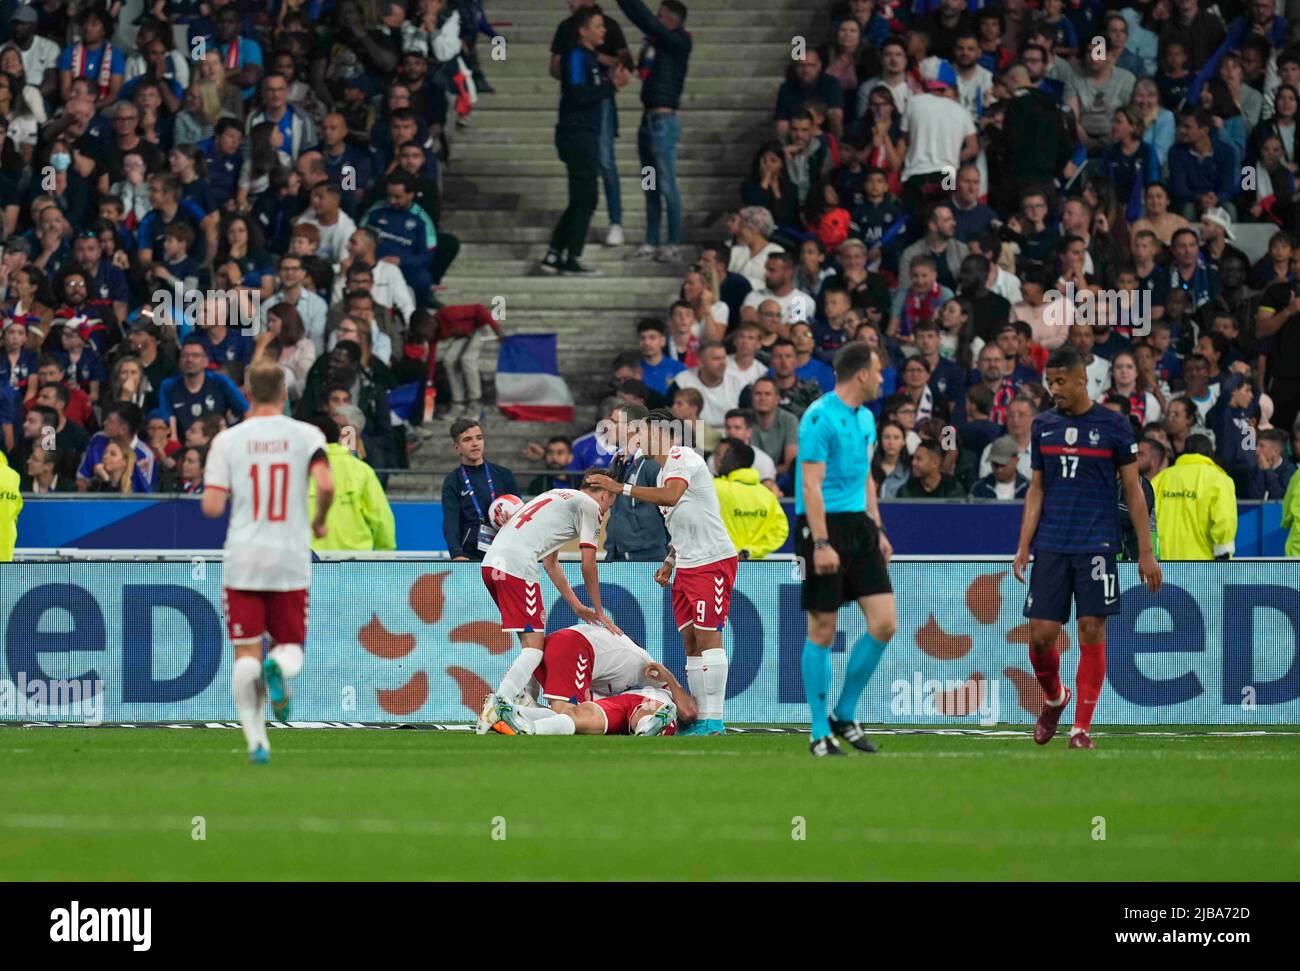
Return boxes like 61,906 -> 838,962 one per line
512,496 -> 553,529
249,462 -> 290,522
1058,455 -> 1079,478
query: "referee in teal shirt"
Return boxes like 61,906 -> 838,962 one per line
796,342 -> 897,757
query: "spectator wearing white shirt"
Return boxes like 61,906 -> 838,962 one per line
856,37 -> 913,124
726,321 -> 767,385
328,316 -> 393,371
727,206 -> 785,292
952,32 -> 994,118
297,184 -> 357,264
669,342 -> 751,429
333,228 -> 416,323
260,253 -> 329,355
10,8 -> 60,97
740,250 -> 815,328
899,57 -> 979,210
706,408 -> 779,492
682,263 -> 729,341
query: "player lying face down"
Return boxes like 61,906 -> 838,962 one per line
508,683 -> 688,736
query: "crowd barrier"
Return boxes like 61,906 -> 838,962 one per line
13,496 -> 1293,555
1,559 -> 1296,725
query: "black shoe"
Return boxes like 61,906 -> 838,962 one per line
474,75 -> 495,94
560,257 -> 602,275
810,736 -> 847,757
538,251 -> 563,275
829,717 -> 879,753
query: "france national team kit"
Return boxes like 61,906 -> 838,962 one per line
1025,404 -> 1139,622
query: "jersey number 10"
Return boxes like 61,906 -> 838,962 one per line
249,462 -> 290,522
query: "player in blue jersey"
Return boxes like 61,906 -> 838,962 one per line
798,342 -> 896,757
1013,344 -> 1161,749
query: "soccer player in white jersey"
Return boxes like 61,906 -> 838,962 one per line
476,469 -> 622,733
490,623 -> 699,735
202,362 -> 334,765
590,408 -> 738,735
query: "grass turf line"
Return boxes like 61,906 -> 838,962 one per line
3,728 -> 1298,881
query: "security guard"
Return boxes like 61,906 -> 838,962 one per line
1153,434 -> 1237,560
0,451 -> 22,562
713,441 -> 788,560
307,416 -> 396,551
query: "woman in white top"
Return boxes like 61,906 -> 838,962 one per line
0,49 -> 46,162
727,206 -> 784,292
681,263 -> 728,341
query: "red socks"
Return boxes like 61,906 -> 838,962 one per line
1029,645 -> 1063,705
1074,641 -> 1107,732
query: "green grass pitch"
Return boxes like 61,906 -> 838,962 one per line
3,727 -> 1299,881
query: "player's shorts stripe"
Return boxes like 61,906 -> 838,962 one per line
579,542 -> 597,549
1040,446 -> 1113,458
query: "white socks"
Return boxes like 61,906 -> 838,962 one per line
232,656 -> 267,752
686,655 -> 707,718
268,643 -> 304,678
701,648 -> 729,721
498,647 -> 544,700
516,707 -> 557,724
530,712 -> 576,735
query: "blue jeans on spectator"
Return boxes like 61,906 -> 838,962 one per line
637,112 -> 681,246
600,99 -> 622,226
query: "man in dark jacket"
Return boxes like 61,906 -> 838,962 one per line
442,418 -> 519,561
540,7 -> 631,275
618,0 -> 692,262
1206,370 -> 1259,497
602,402 -> 670,560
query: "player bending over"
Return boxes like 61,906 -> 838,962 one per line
476,471 -> 622,733
589,409 -> 738,735
202,361 -> 334,765
1013,345 -> 1162,749
489,622 -> 698,735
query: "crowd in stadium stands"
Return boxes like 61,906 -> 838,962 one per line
4,0 -> 1300,556
524,0 -> 1300,545
0,0 -> 492,499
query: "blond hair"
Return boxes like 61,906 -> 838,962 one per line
247,360 -> 286,404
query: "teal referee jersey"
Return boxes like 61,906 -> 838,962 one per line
795,391 -> 876,515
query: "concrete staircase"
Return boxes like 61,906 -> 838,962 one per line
397,0 -> 819,497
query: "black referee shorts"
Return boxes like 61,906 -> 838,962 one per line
796,512 -> 892,613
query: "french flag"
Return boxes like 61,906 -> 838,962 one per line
495,334 -> 575,423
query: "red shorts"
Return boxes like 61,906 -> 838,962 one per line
671,556 -> 739,631
481,567 -> 546,632
533,628 -> 594,704
222,588 -> 308,645
593,693 -> 677,736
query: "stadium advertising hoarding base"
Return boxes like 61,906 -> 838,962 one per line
0,561 -> 1297,725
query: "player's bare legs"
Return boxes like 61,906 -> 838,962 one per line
232,640 -> 271,763
1027,618 -> 1072,745
1069,615 -> 1107,749
479,630 -> 545,734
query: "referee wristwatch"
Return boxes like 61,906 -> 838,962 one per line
813,538 -> 831,550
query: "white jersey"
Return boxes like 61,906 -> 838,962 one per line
204,415 -> 327,591
482,489 -> 601,583
658,446 -> 736,569
561,624 -> 657,698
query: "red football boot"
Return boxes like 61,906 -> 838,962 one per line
1068,730 -> 1095,749
1034,688 -> 1072,745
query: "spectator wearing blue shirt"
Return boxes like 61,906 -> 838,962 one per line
790,321 -> 837,391
209,7 -> 264,101
0,380 -> 16,455
1167,107 -> 1240,217
58,325 -> 105,404
200,121 -> 245,211
57,9 -> 125,108
158,336 -> 250,441
316,111 -> 374,218
365,172 -> 443,309
0,321 -> 39,398
636,317 -> 686,395
137,173 -> 207,270
441,417 -> 520,561
72,231 -> 130,328
76,401 -> 158,493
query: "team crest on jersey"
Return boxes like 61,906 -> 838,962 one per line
1064,427 -> 1078,445
405,218 -> 416,230
190,403 -> 202,416
1089,428 -> 1101,445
